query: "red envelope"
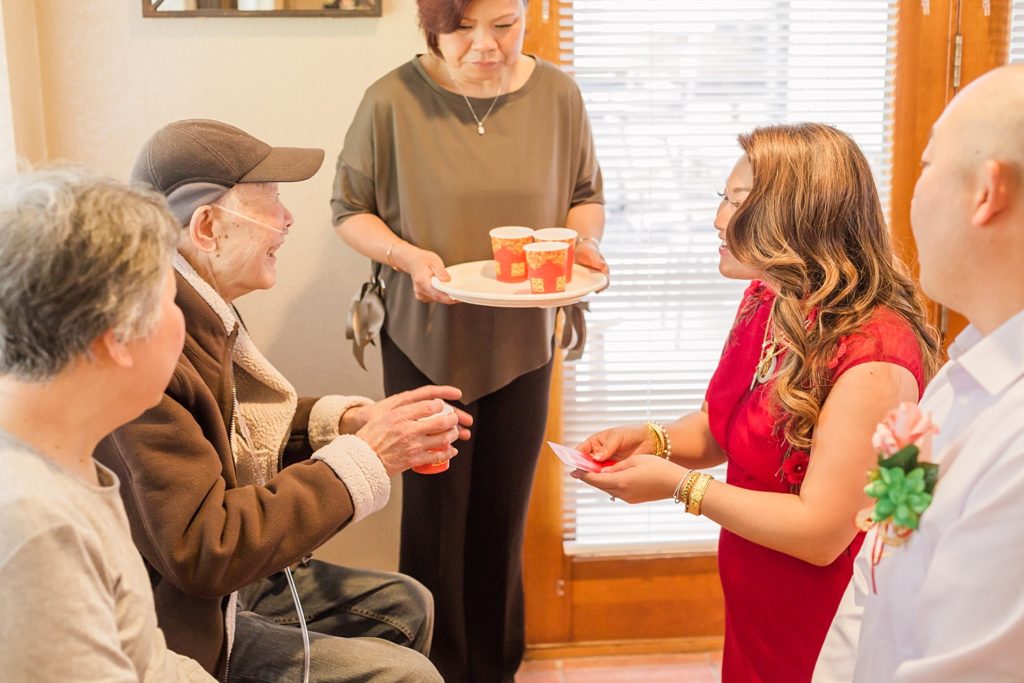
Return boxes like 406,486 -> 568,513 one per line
548,441 -> 607,473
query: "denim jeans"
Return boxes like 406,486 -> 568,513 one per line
226,560 -> 442,683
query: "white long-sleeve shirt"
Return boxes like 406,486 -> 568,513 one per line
815,309 -> 1024,682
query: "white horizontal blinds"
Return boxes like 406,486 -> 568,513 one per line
1012,1 -> 1024,62
559,0 -> 900,555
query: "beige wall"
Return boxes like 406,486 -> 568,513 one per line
2,0 -> 47,164
0,1 -> 13,170
8,0 -> 426,570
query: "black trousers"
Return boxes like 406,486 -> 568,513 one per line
381,330 -> 553,683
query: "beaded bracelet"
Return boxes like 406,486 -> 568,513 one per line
659,421 -> 673,459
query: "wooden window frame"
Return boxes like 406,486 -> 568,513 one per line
522,0 -> 1013,658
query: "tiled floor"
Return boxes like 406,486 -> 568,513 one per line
516,651 -> 722,683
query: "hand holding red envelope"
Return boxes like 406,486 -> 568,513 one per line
547,441 -> 608,473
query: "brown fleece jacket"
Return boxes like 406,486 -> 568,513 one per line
95,272 -> 358,677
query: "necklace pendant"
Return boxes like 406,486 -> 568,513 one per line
477,124 -> 485,135
750,336 -> 780,390
750,353 -> 778,390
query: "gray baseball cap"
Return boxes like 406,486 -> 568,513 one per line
130,119 -> 325,225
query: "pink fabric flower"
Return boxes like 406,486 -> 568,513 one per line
783,450 -> 810,486
871,402 -> 939,460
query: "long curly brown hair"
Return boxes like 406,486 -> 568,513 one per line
726,123 -> 942,453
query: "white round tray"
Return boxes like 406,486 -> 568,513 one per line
431,260 -> 607,308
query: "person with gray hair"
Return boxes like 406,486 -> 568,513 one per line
95,119 -> 466,682
0,167 -> 214,681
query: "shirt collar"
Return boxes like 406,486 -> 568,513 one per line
951,308 -> 1024,396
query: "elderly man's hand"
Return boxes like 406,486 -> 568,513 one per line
342,386 -> 468,434
353,388 -> 473,476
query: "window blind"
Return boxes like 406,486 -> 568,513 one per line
559,0 -> 900,556
1012,1 -> 1024,63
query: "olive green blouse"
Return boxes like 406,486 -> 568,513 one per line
332,56 -> 603,403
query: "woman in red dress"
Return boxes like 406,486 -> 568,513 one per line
574,123 -> 942,683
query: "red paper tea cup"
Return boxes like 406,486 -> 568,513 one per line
532,228 -> 577,282
412,458 -> 449,475
489,226 -> 534,282
412,401 -> 455,475
524,241 -> 570,294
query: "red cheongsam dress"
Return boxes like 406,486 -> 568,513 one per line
705,281 -> 925,683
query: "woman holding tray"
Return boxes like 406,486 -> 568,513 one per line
330,1 -> 607,680
573,123 -> 942,683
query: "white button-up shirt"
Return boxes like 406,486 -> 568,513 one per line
815,309 -> 1024,682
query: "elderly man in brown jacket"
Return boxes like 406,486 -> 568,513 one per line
97,119 -> 470,683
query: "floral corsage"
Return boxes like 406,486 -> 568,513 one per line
856,402 -> 939,591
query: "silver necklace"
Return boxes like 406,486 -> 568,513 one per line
441,60 -> 507,136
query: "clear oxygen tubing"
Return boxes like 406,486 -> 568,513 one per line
285,565 -> 311,683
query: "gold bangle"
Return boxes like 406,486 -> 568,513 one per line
643,421 -> 669,459
657,421 -> 672,459
676,470 -> 701,508
686,473 -> 714,516
642,421 -> 662,457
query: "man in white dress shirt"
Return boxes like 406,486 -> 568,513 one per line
814,64 -> 1024,682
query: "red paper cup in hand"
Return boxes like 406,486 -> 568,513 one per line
532,228 -> 577,282
489,226 -> 534,282
412,401 -> 455,475
524,241 -> 570,294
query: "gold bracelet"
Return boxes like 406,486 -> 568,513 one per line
642,421 -> 663,457
643,421 -> 669,459
686,473 -> 714,516
672,473 -> 690,504
658,421 -> 672,459
676,470 -> 701,508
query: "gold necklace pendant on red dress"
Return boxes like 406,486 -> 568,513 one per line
750,310 -> 784,390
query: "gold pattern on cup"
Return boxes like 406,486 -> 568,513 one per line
525,245 -> 569,293
489,229 -> 534,283
532,228 -> 577,282
490,236 -> 530,254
